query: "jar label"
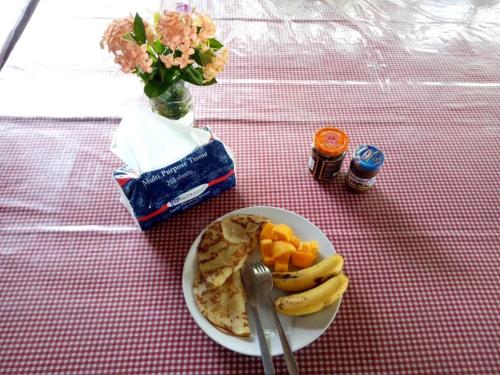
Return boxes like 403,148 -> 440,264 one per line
346,170 -> 376,190
318,159 -> 342,179
308,156 -> 316,171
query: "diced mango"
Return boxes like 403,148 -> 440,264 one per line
260,239 -> 274,257
291,251 -> 316,268
309,240 -> 319,254
272,224 -> 294,242
274,252 -> 290,272
298,241 -> 311,253
260,222 -> 275,240
272,241 -> 296,259
262,254 -> 275,267
290,236 -> 301,249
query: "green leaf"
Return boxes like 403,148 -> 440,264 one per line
180,66 -> 204,85
133,13 -> 146,45
162,66 -> 181,85
138,71 -> 151,83
143,68 -> 181,98
153,40 -> 166,55
208,38 -> 223,51
193,49 -> 215,66
180,66 -> 216,86
144,81 -> 163,98
153,12 -> 160,28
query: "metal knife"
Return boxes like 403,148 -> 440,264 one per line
242,263 -> 275,375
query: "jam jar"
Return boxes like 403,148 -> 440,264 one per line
308,127 -> 349,181
346,145 -> 385,192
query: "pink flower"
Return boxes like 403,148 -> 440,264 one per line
159,54 -> 175,68
101,16 -> 153,73
156,11 -> 197,69
156,11 -> 197,53
160,53 -> 193,69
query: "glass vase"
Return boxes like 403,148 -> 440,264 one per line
149,80 -> 194,127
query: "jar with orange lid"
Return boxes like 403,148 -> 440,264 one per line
308,127 -> 349,181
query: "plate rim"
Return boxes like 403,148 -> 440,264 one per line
182,205 -> 342,356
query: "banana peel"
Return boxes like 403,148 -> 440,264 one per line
274,273 -> 349,316
272,254 -> 344,292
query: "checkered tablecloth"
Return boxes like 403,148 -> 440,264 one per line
1,0 -> 499,374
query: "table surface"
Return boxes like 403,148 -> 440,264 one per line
1,0 -> 499,374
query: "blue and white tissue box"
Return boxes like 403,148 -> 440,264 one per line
113,138 -> 235,230
110,108 -> 235,230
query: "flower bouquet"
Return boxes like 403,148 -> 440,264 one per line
101,5 -> 228,123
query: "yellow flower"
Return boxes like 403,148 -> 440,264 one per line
202,48 -> 228,82
194,12 -> 216,43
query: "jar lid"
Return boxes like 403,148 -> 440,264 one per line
314,127 -> 349,156
353,145 -> 385,171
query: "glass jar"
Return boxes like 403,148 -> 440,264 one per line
149,80 -> 195,127
346,145 -> 385,192
308,127 -> 349,181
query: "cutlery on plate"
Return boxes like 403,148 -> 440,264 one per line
251,261 -> 299,375
241,263 -> 275,375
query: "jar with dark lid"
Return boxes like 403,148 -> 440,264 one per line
346,145 -> 385,192
308,127 -> 349,181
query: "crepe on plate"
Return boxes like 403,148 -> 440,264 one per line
193,269 -> 250,337
198,215 -> 269,288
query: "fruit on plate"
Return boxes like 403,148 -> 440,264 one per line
274,273 -> 349,316
258,222 -> 318,271
259,222 -> 275,241
272,254 -> 344,292
274,252 -> 291,272
272,223 -> 294,242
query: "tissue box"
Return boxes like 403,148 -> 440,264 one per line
113,138 -> 236,230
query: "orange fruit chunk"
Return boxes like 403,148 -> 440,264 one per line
260,239 -> 274,257
290,236 -> 301,249
298,242 -> 311,253
272,241 -> 296,259
260,222 -> 275,241
272,224 -> 294,242
309,240 -> 319,254
291,251 -> 316,268
274,252 -> 290,272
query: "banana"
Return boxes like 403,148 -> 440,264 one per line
272,254 -> 344,292
274,273 -> 349,316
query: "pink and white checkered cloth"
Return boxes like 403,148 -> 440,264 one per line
0,0 -> 499,373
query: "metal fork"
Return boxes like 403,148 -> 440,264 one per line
251,261 -> 299,375
241,263 -> 275,375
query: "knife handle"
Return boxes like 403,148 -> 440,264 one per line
265,290 -> 299,375
250,304 -> 275,375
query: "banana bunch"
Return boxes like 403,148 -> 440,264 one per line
272,255 -> 343,292
272,254 -> 348,316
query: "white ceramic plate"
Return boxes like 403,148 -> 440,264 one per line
182,206 -> 342,356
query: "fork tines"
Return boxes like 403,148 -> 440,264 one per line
251,261 -> 270,274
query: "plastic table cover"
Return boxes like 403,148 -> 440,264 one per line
1,0 -> 499,374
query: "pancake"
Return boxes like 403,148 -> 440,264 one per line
193,269 -> 250,337
230,214 -> 269,249
198,215 -> 269,288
